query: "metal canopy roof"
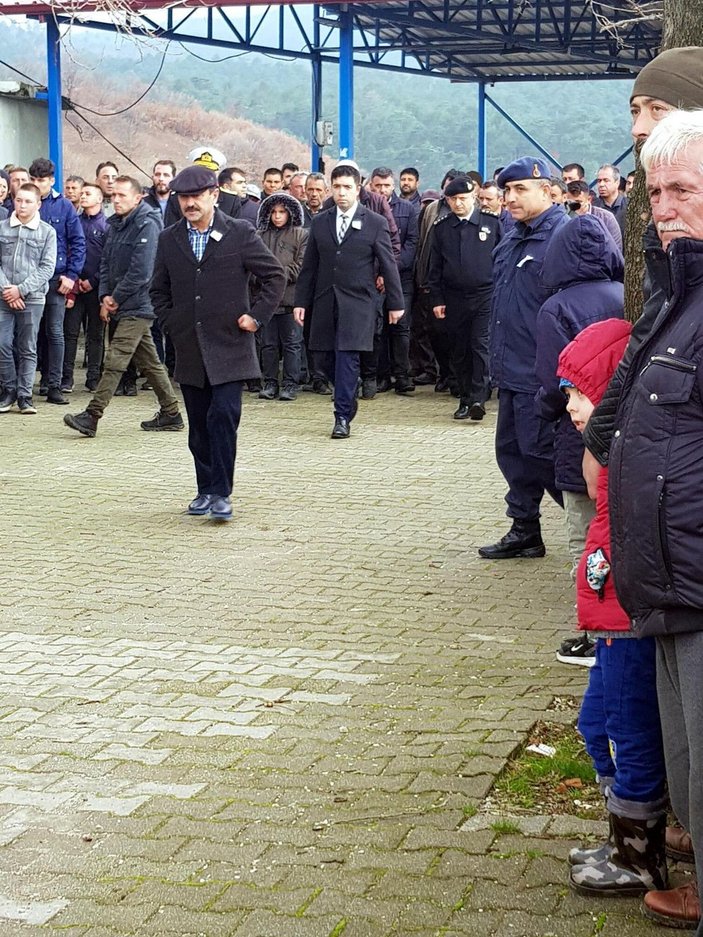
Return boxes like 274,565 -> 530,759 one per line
1,0 -> 661,82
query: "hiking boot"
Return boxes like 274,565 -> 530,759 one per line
46,386 -> 68,405
123,380 -> 138,397
643,881 -> 699,929
63,410 -> 99,437
570,814 -> 668,897
0,391 -> 16,413
666,826 -> 695,863
258,381 -> 278,400
478,521 -> 546,559
557,635 -> 596,667
140,410 -> 184,432
279,384 -> 297,401
17,396 -> 37,414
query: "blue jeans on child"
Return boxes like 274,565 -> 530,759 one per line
0,300 -> 44,399
578,636 -> 666,816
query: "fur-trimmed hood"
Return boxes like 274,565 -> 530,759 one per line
257,192 -> 304,231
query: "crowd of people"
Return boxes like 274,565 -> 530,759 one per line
2,41 -> 703,935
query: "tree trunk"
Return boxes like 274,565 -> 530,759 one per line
623,0 -> 703,322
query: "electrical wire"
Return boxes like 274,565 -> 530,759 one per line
67,105 -> 151,178
0,58 -> 42,85
67,41 -> 170,116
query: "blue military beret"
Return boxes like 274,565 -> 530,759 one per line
170,165 -> 218,194
497,157 -> 552,188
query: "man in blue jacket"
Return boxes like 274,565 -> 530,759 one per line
63,176 -> 183,438
29,158 -> 86,405
479,157 -> 570,560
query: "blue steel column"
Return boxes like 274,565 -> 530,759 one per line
311,54 -> 322,170
46,17 -> 63,184
477,81 -> 487,181
338,7 -> 354,159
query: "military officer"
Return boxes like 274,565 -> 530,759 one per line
479,157 -> 570,559
426,175 -> 500,420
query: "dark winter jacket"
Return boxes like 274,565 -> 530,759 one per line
388,192 -> 419,287
584,223 -> 665,466
151,208 -> 285,387
557,319 -> 632,633
256,193 -> 308,309
535,215 -> 625,492
78,210 -> 109,288
99,200 -> 162,320
490,203 -> 570,393
414,197 -> 452,288
609,237 -> 703,637
39,189 -> 86,282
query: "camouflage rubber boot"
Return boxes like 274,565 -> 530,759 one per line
569,813 -> 668,897
569,782 -> 614,866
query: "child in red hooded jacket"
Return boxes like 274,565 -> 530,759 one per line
557,319 -> 667,899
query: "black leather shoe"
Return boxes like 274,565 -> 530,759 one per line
395,377 -> 415,395
46,386 -> 68,405
331,418 -> 350,439
361,379 -> 377,400
478,523 -> 546,559
377,377 -> 392,393
470,402 -> 486,421
454,404 -> 471,420
434,377 -> 450,393
413,372 -> 436,386
209,496 -> 233,521
187,494 -> 212,516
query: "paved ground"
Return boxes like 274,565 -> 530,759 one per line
0,378 -> 684,937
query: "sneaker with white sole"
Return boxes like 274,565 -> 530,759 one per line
556,635 -> 596,667
17,396 -> 37,414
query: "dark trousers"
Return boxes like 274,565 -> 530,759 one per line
261,311 -> 303,387
410,288 -> 439,380
151,318 -> 176,375
62,290 -> 104,386
495,388 -> 562,522
439,292 -> 490,406
333,350 -> 360,422
37,281 -> 66,389
180,379 -> 243,498
360,293 -> 387,381
578,637 -> 665,813
374,289 -> 413,381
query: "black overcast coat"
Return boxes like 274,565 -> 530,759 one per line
150,209 -> 285,387
294,204 -> 404,352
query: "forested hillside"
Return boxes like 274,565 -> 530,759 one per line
0,17 -> 635,186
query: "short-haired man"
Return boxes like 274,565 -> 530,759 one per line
562,162 -> 585,183
607,108 -> 703,930
294,164 -> 405,438
0,183 -> 57,414
427,176 -> 500,421
8,167 -> 29,200
262,168 -> 283,197
29,157 -> 86,405
565,180 -> 623,249
95,161 -> 118,218
399,167 -> 421,206
302,172 -> 327,227
63,176 -> 183,438
478,181 -> 514,231
64,175 -> 84,210
625,170 -> 636,194
593,164 -> 627,236
61,182 -> 109,393
151,165 -> 285,519
368,166 -> 419,395
549,176 -> 568,205
218,168 -> 258,224
478,157 -> 569,559
142,159 -> 178,224
281,162 -> 299,190
288,172 -> 307,202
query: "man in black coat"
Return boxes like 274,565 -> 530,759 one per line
293,164 -> 404,439
150,166 -> 285,521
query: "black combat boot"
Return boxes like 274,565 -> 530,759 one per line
478,520 -> 546,559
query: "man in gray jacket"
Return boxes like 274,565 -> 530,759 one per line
63,176 -> 183,438
0,183 -> 57,414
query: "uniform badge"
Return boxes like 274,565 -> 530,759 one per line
532,163 -> 541,178
351,218 -> 362,230
479,225 -> 490,242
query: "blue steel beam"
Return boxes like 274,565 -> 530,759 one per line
477,80 -> 486,180
46,16 -> 63,184
485,92 -> 561,170
338,7 -> 354,158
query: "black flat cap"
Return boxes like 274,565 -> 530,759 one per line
170,166 -> 218,195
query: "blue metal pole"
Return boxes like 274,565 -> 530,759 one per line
338,8 -> 354,160
46,16 -> 63,185
485,92 -> 560,172
477,81 -> 486,180
311,54 -> 322,171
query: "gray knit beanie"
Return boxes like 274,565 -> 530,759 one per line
631,47 -> 703,110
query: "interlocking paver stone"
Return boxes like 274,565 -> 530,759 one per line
0,383 -> 666,935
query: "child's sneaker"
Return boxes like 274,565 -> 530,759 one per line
556,635 -> 596,667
